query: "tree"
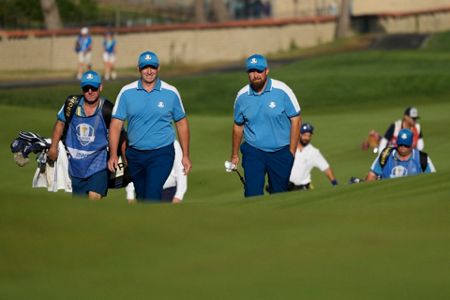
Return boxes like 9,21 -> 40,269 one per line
211,0 -> 229,22
194,0 -> 206,23
40,0 -> 62,29
335,0 -> 351,38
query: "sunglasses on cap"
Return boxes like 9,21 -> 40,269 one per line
82,85 -> 99,93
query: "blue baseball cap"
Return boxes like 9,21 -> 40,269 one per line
300,123 -> 314,134
138,51 -> 159,69
397,128 -> 413,147
80,70 -> 101,88
246,54 -> 268,72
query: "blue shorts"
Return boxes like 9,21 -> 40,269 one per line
71,169 -> 108,197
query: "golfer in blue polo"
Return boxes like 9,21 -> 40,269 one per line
108,51 -> 191,201
230,54 -> 302,197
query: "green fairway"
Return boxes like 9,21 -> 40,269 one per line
1,32 -> 450,299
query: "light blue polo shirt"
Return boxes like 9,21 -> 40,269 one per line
234,78 -> 301,152
112,78 -> 186,150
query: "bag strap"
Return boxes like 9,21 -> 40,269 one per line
62,95 -> 82,140
379,146 -> 394,169
419,151 -> 428,172
101,98 -> 114,129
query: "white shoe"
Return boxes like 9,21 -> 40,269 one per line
111,71 -> 117,80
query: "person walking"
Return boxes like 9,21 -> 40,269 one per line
102,31 -> 117,80
75,27 -> 93,80
377,106 -> 424,153
48,70 -> 111,200
230,54 -> 301,197
108,50 -> 191,202
289,122 -> 338,190
366,128 -> 435,181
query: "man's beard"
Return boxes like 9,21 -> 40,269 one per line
300,139 -> 310,146
250,78 -> 266,91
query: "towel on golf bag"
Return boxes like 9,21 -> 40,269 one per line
32,141 -> 72,192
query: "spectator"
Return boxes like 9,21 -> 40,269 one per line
75,27 -> 93,80
103,31 -> 117,80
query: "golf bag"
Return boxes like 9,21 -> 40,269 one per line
10,131 -> 50,170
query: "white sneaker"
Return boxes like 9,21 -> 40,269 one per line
111,71 -> 117,80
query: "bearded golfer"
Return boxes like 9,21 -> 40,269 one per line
230,54 -> 301,197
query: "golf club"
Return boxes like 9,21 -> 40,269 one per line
224,161 -> 245,186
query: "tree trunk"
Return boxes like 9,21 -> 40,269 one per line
194,0 -> 206,23
211,0 -> 229,22
335,0 -> 351,38
40,0 -> 62,29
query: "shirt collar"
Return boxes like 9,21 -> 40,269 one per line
249,78 -> 272,96
137,78 -> 162,91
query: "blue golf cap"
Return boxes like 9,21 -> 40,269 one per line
138,51 -> 159,69
300,122 -> 314,134
246,54 -> 268,72
80,70 -> 101,88
397,128 -> 413,147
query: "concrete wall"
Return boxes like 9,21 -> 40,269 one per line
378,10 -> 450,33
272,0 -> 450,18
352,0 -> 450,15
0,19 -> 336,72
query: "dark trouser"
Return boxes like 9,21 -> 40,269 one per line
161,186 -> 177,202
125,144 -> 174,201
241,142 -> 294,197
288,182 -> 311,191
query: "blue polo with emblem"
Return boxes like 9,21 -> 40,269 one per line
234,78 -> 301,152
370,148 -> 432,178
112,78 -> 185,150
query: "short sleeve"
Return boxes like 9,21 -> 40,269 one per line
57,104 -> 66,122
172,92 -> 186,122
233,98 -> 244,125
112,93 -> 127,120
314,150 -> 330,172
283,89 -> 301,118
370,157 -> 383,176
